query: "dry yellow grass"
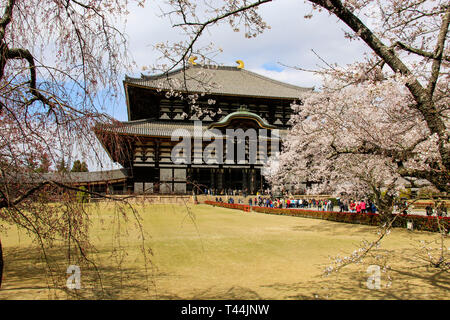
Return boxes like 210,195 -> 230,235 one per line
0,203 -> 448,300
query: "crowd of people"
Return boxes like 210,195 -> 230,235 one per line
214,195 -> 450,216
425,203 -> 448,217
204,188 -> 268,198
215,196 -> 378,214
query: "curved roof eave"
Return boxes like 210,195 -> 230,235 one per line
208,110 -> 277,130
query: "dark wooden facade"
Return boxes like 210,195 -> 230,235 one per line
96,65 -> 312,194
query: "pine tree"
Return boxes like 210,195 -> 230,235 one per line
71,159 -> 88,172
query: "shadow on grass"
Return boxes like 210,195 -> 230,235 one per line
189,286 -> 263,300
1,239 -> 448,300
0,245 -> 167,299
290,220 -> 380,236
260,247 -> 450,300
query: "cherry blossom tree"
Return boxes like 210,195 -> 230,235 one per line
267,77 -> 443,214
0,0 -> 148,291
266,0 -> 448,209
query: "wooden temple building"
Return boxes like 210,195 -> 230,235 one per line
94,64 -> 313,194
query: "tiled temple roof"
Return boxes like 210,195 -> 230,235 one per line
1,169 -> 129,185
124,65 -> 313,99
43,169 -> 129,183
99,119 -> 288,138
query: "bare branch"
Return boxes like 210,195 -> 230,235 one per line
166,0 -> 272,73
5,47 -> 56,108
0,0 -> 15,41
394,41 -> 450,62
427,5 -> 450,99
0,181 -> 50,209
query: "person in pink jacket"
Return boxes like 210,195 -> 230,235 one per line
361,201 -> 366,213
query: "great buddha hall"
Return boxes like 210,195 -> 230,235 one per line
91,63 -> 312,194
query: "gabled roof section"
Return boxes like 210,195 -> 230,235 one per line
208,108 -> 277,129
124,65 -> 313,100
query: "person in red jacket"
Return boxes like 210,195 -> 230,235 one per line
350,201 -> 356,212
356,202 -> 362,213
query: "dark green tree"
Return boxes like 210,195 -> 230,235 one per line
71,159 -> 88,172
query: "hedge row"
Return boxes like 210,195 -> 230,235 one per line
253,207 -> 381,226
203,201 -> 449,233
204,201 -> 251,212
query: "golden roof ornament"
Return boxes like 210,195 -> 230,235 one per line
188,56 -> 198,65
236,60 -> 244,69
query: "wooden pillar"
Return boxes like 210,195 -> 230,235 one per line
210,169 -> 215,190
217,169 -> 223,193
155,139 -> 160,193
242,169 -> 248,192
250,169 -> 256,195
268,103 -> 275,124
260,169 -> 263,193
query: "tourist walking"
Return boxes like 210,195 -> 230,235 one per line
356,202 -> 361,214
361,200 -> 366,213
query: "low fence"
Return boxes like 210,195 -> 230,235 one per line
204,201 -> 450,233
410,201 -> 450,209
204,201 -> 251,212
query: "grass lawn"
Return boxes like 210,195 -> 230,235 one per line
0,203 -> 448,300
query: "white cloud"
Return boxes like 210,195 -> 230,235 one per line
249,67 -> 320,90
123,0 -> 370,76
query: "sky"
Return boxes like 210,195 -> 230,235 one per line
107,0 -> 370,121
90,0 -> 372,170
